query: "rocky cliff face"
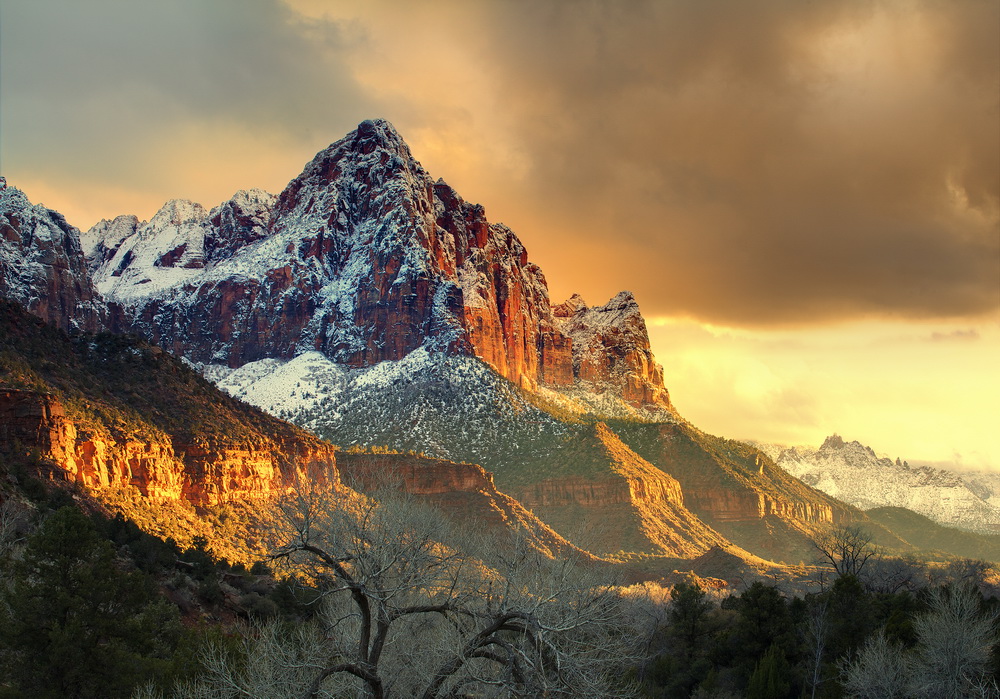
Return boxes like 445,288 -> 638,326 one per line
85,119 -> 670,410
774,435 -> 1000,534
0,389 -> 338,505
553,292 -> 670,408
0,179 -> 105,332
338,451 -> 593,560
509,423 -> 730,557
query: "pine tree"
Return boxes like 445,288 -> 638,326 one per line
0,506 -> 181,698
746,643 -> 793,699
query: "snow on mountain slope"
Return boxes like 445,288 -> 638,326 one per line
209,347 -> 575,475
772,435 -> 1000,534
0,179 -> 104,332
959,471 -> 1000,510
80,214 -> 140,274
90,199 -> 211,302
84,190 -> 278,303
87,119 -> 673,412
553,291 -> 671,409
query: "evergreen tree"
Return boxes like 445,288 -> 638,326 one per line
825,574 -> 877,661
644,583 -> 719,696
746,643 -> 794,699
669,582 -> 715,663
0,506 -> 181,698
722,581 -> 799,686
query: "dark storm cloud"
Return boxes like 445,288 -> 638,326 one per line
1,0 -> 374,188
2,0 -> 996,326
461,0 -> 1000,325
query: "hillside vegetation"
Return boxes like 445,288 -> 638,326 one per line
868,506 -> 1000,563
0,300 -> 324,448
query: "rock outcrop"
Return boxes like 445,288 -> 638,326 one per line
0,179 -> 105,332
553,292 -> 670,408
0,388 -> 338,505
85,119 -> 671,410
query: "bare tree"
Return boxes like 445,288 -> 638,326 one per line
618,581 -> 673,684
134,620 -> 335,699
802,596 -> 829,699
842,583 -> 999,699
860,556 -> 921,595
0,497 -> 30,557
942,559 -> 998,598
906,584 -> 998,698
841,631 -> 908,699
814,526 -> 880,580
174,483 -> 639,698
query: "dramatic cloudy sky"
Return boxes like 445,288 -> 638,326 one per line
2,0 -> 998,467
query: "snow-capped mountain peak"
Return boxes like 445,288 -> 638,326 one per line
85,119 -> 673,413
774,435 -> 1000,534
0,182 -> 104,332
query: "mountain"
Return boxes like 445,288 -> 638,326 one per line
0,178 -> 104,332
0,300 -> 594,565
85,119 -> 670,413
2,119 -> 867,567
769,435 -> 1000,534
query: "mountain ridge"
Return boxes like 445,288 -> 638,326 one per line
1,119 -> 963,568
756,434 -> 1000,534
81,119 -> 673,413
0,178 -> 105,333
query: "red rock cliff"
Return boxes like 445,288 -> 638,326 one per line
86,120 -> 670,409
0,181 -> 105,333
0,389 -> 339,505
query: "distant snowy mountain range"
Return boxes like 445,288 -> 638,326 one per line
752,435 -> 1000,535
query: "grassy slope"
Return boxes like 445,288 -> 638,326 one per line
607,420 -> 873,562
867,506 -> 1000,562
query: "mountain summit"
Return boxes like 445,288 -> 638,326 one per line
0,179 -> 105,333
774,435 -> 1000,533
1,121 -> 860,566
85,119 -> 672,412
